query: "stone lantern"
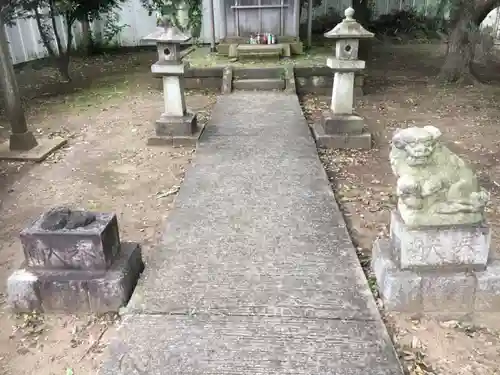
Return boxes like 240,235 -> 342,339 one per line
142,18 -> 203,146
311,7 -> 374,149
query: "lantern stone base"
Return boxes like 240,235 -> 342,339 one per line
310,122 -> 371,149
7,242 -> 144,314
321,111 -> 365,134
155,111 -> 197,136
310,110 -> 371,149
0,136 -> 67,162
149,112 -> 204,147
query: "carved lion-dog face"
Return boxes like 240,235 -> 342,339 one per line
392,126 -> 442,166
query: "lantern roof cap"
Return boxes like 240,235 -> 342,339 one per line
324,7 -> 375,39
142,16 -> 191,44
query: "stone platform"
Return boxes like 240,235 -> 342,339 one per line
99,92 -> 403,374
373,211 -> 500,319
373,239 -> 500,316
7,209 -> 144,314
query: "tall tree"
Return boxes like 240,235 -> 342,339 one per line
439,0 -> 500,82
13,0 -> 126,81
0,10 -> 38,150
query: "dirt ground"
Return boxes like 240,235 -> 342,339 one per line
303,45 -> 500,374
0,57 -> 215,374
3,43 -> 500,374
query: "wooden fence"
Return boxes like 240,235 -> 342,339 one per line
4,0 -> 500,65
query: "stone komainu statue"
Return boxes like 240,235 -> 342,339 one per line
389,125 -> 489,227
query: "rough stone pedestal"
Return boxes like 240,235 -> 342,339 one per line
7,208 -> 144,313
372,211 -> 500,319
0,134 -> 67,162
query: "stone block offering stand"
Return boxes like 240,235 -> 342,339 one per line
373,125 -> 500,319
311,7 -> 374,150
7,207 -> 144,313
143,16 -> 203,147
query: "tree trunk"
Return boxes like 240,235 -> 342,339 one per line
438,6 -> 475,82
81,14 -> 92,55
55,55 -> 71,82
0,16 -> 38,151
439,0 -> 500,83
34,5 -> 72,82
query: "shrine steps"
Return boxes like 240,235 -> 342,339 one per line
229,67 -> 289,92
233,78 -> 285,91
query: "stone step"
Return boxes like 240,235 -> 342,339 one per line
233,78 -> 285,91
236,44 -> 283,56
233,67 -> 283,80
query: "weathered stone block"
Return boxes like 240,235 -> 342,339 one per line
20,212 -> 120,270
321,111 -> 365,134
221,66 -> 232,94
88,243 -> 145,313
7,242 -> 144,314
475,260 -> 500,312
148,122 -> 205,148
39,277 -> 91,312
372,238 -> 394,284
421,273 -> 476,314
311,123 -> 371,149
155,111 -> 197,137
7,269 -> 41,312
390,211 -> 490,271
372,239 -> 422,312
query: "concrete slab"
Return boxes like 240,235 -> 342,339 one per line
0,136 -> 67,162
99,315 -> 402,375
99,92 -> 403,374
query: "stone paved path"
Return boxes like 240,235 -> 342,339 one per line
99,92 -> 403,374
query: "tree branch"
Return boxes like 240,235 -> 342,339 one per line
34,5 -> 56,56
48,0 -> 63,54
64,11 -> 74,55
474,0 -> 500,25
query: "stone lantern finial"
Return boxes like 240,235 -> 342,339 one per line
344,7 -> 355,20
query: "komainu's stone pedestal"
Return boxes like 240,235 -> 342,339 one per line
7,208 -> 144,314
373,211 -> 500,318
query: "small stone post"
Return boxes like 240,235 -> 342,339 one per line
143,18 -> 203,147
311,7 -> 374,150
372,126 -> 500,320
7,207 -> 144,313
0,17 -> 66,161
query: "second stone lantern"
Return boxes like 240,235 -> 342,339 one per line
311,7 -> 374,149
143,17 -> 203,147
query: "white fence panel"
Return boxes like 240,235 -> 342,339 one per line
4,0 -> 500,65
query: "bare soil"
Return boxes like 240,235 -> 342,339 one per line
2,42 -> 500,375
303,44 -> 500,374
0,55 -> 215,375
